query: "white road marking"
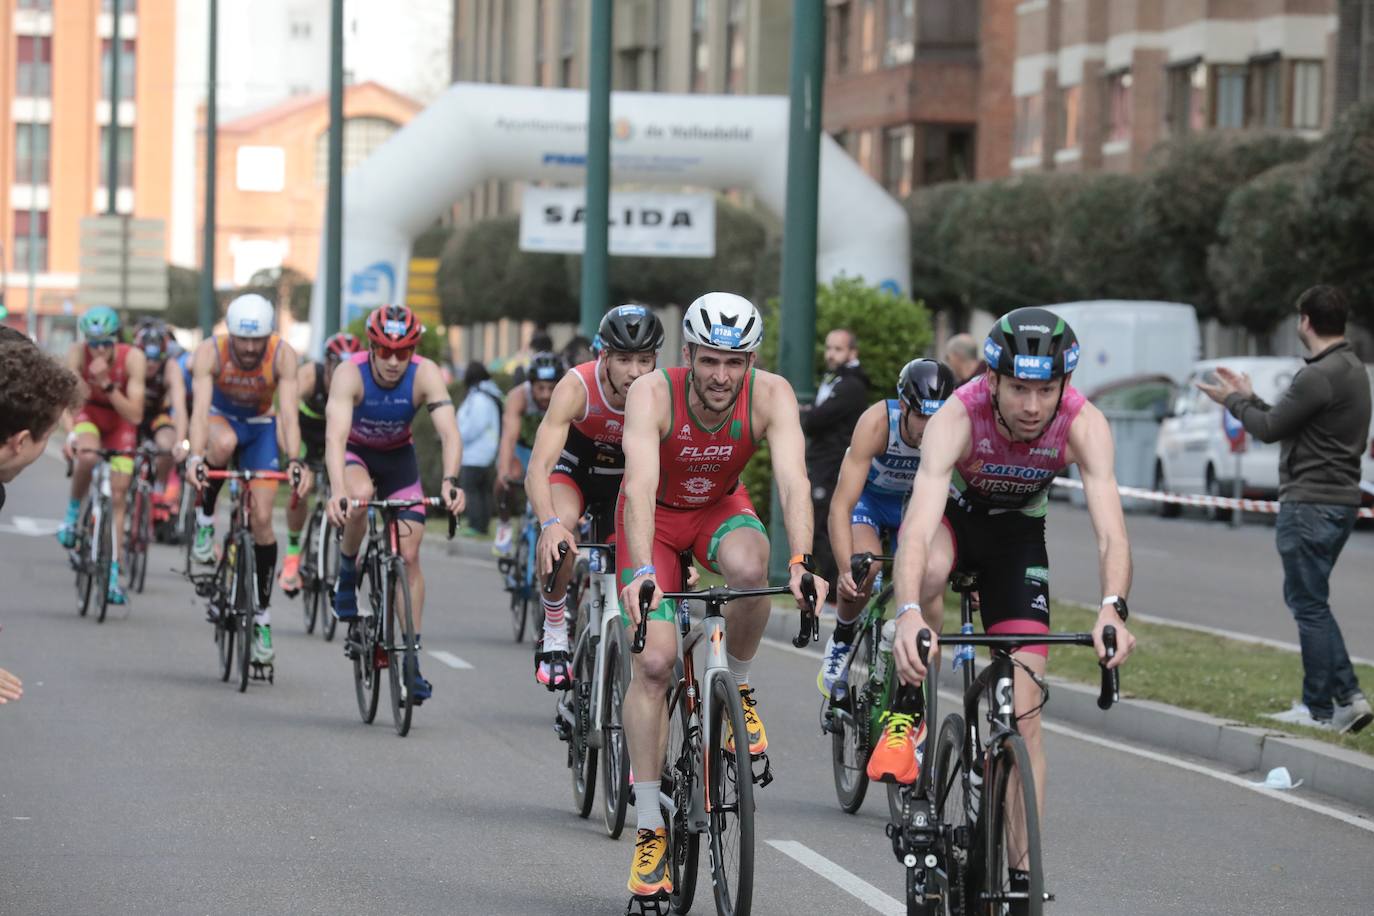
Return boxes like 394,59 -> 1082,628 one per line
766,840 -> 904,915
427,650 -> 473,670
0,516 -> 62,537
1042,720 -> 1374,835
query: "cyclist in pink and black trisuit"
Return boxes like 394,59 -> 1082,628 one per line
890,307 -> 1137,896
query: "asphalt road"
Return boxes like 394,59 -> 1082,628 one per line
1,456 -> 1372,915
1045,498 -> 1373,659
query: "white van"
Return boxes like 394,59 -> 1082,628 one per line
1043,301 -> 1201,398
1154,357 -> 1304,515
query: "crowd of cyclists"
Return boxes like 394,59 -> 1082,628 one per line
41,291 -> 1137,914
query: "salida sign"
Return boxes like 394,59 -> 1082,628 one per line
519,187 -> 715,259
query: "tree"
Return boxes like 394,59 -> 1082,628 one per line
1050,172 -> 1159,301
1134,132 -> 1313,320
436,217 -> 575,326
906,181 -> 971,317
1208,159 -> 1320,333
233,266 -> 311,321
159,265 -> 204,330
1304,99 -> 1374,327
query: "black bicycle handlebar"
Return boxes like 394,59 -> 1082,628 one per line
1098,625 -> 1119,710
340,496 -> 459,540
544,540 -> 569,594
652,574 -> 820,648
631,579 -> 656,654
849,552 -> 895,585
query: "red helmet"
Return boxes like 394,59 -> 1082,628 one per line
366,305 -> 423,350
324,332 -> 362,362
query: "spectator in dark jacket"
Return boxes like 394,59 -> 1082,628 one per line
803,328 -> 870,592
944,333 -> 986,387
1199,285 -> 1373,734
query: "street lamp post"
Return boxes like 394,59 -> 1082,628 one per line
323,0 -> 345,342
580,0 -> 613,339
199,0 -> 218,336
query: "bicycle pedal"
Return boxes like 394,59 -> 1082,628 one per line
250,663 -> 274,683
750,753 -> 774,788
625,891 -> 670,916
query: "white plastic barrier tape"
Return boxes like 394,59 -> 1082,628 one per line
1051,477 -> 1374,519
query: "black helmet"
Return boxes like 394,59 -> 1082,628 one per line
528,351 -> 565,384
598,304 -> 664,353
984,307 -> 1080,381
897,359 -> 956,415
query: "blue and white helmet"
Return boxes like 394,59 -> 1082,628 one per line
682,292 -> 763,353
224,293 -> 274,339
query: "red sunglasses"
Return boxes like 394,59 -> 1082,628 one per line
374,345 -> 415,362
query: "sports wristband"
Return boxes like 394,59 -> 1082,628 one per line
632,565 -> 656,579
541,516 -> 561,530
895,602 -> 922,620
789,553 -> 816,571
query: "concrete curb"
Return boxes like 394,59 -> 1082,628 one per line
436,534 -> 1374,815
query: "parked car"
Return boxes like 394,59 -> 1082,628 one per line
1154,357 -> 1304,520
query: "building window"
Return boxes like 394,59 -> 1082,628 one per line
99,126 -> 135,188
102,0 -> 138,10
922,125 -> 974,183
651,0 -> 666,90
857,129 -> 875,174
101,38 -> 137,103
1251,56 -> 1281,129
1213,65 -> 1246,128
535,0 -> 547,86
18,0 -> 53,10
690,0 -> 709,92
16,36 -> 53,99
1104,70 -> 1132,143
15,123 -> 51,184
830,1 -> 852,75
1059,84 -> 1081,150
725,0 -> 747,94
289,20 -> 311,40
882,125 -> 914,197
559,0 -> 576,86
884,0 -> 915,66
1014,93 -> 1044,159
13,211 -> 49,272
1166,61 -> 1207,136
1292,60 -> 1323,129
314,117 -> 400,183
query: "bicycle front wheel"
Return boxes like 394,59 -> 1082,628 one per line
663,662 -> 699,915
74,496 -> 96,616
125,488 -> 150,594
216,551 -> 236,682
354,554 -> 383,723
321,521 -> 340,642
984,734 -> 1043,916
94,500 -> 113,624
569,634 -> 598,819
707,671 -> 755,916
387,558 -> 417,737
832,619 -> 875,813
600,632 -> 631,839
930,714 -> 971,916
236,534 -> 258,693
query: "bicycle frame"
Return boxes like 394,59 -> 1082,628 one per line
566,541 -> 623,752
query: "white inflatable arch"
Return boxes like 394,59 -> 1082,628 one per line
309,82 -> 910,346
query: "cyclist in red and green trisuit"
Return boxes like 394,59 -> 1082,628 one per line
616,292 -> 829,899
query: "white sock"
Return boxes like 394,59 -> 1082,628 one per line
635,780 -> 664,832
255,609 -> 271,626
726,651 -> 752,687
196,508 -> 213,527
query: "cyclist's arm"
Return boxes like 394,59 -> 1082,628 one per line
525,373 -> 583,527
274,341 -> 303,459
63,344 -> 85,434
621,373 -> 666,576
827,403 -> 887,572
109,349 -> 146,427
324,360 -> 361,498
415,359 -> 462,480
187,341 -> 217,458
757,372 -> 814,560
496,385 -> 526,483
166,359 -> 189,445
296,360 -> 316,403
893,399 -> 968,612
1068,402 -> 1133,611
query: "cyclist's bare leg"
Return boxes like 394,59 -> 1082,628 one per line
153,426 -> 178,488
337,465 -> 375,557
715,526 -> 771,661
624,619 -> 677,785
204,419 -> 237,469
397,514 -> 425,635
1005,649 -> 1048,873
109,469 -> 131,564
248,482 -> 276,548
916,523 -> 956,640
837,523 -> 884,625
69,429 -> 100,503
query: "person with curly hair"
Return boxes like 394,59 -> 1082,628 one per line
0,334 -> 83,515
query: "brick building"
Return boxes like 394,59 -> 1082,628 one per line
1012,0 -> 1338,175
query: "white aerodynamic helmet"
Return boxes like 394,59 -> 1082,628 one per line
681,292 -> 763,353
224,293 -> 275,339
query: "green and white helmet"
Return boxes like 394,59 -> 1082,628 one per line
79,305 -> 122,342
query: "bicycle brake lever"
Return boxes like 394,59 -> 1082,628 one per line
793,572 -> 818,648
544,540 -> 569,594
916,628 -> 933,668
631,579 -> 655,654
1098,625 -> 1119,710
849,552 -> 871,586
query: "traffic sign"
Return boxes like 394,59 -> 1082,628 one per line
78,215 -> 168,312
1222,409 -> 1247,453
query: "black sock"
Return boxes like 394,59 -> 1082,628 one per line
255,542 -> 277,609
833,619 -> 859,644
201,471 -> 226,515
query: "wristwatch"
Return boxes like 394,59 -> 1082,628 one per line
102,382 -> 116,394
788,553 -> 816,572
1101,595 -> 1129,622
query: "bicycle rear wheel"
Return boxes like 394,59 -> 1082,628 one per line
569,635 -> 598,818
707,670 -> 755,916
387,558 -> 417,737
663,664 -> 699,915
601,633 -> 631,839
984,734 -> 1043,916
94,501 -> 113,624
301,508 -> 322,634
919,713 -> 970,916
832,620 -> 875,813
236,534 -> 258,692
125,488 -> 150,594
510,535 -> 531,642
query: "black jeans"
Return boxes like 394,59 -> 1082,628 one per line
1275,501 -> 1361,718
459,464 -> 496,534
